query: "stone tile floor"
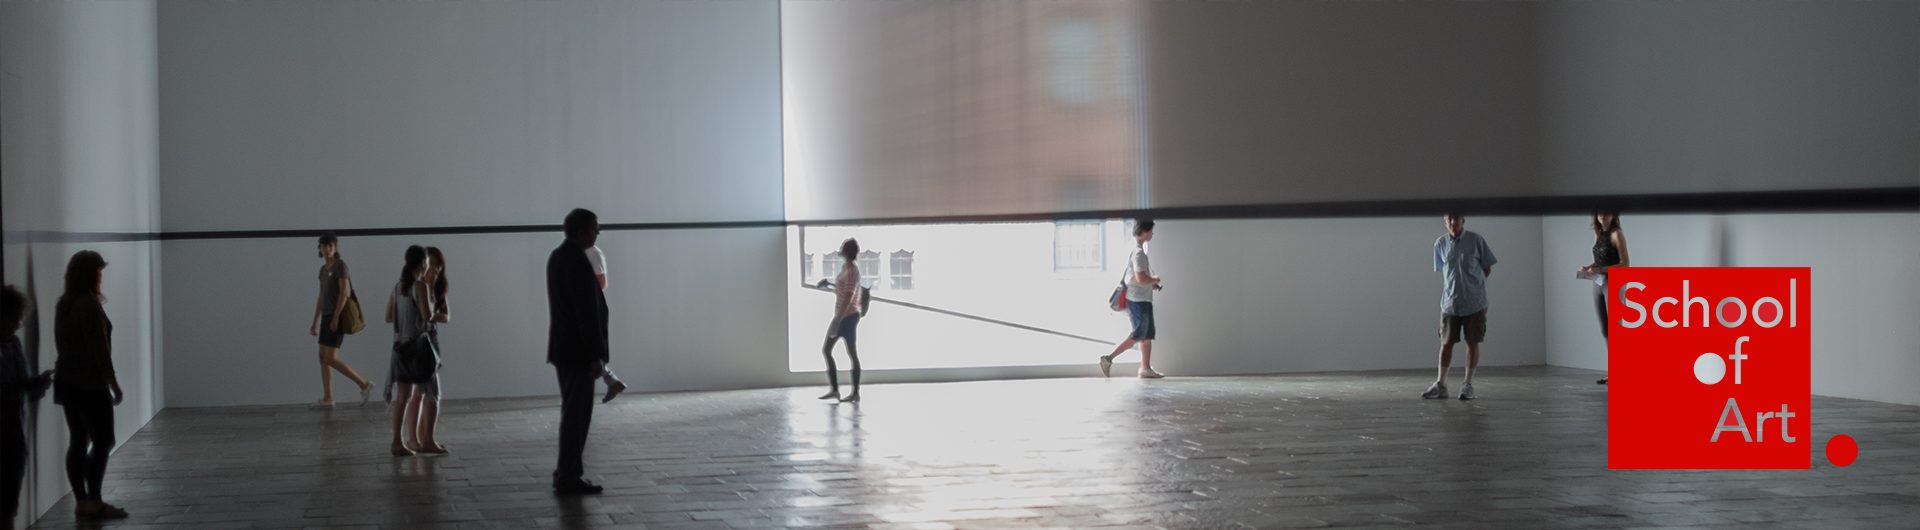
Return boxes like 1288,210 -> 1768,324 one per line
25,366 -> 1920,529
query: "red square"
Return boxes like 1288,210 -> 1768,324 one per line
1607,267 -> 1811,469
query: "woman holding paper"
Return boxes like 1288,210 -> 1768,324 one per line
1580,211 -> 1629,385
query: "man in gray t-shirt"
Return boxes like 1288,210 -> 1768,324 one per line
1100,220 -> 1166,379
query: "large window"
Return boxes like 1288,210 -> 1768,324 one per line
788,222 -> 1134,372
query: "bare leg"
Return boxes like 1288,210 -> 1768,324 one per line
402,390 -> 424,452
819,336 -> 841,400
1463,342 -> 1481,385
1139,340 -> 1154,371
319,346 -> 371,401
389,383 -> 417,456
416,392 -> 445,453
842,339 -> 861,401
319,350 -> 334,402
1436,342 -> 1455,385
1107,338 -> 1138,360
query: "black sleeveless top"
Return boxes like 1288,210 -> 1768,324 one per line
1593,230 -> 1621,267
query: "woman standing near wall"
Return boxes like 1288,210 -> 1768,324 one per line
1582,212 -> 1629,385
53,251 -> 127,519
412,247 -> 451,454
818,238 -> 864,403
311,232 -> 373,408
385,246 -> 436,456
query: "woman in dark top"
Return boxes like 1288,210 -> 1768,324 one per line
310,232 -> 373,408
53,251 -> 127,519
1580,211 -> 1630,385
411,247 -> 451,454
385,246 -> 436,456
2,285 -> 53,530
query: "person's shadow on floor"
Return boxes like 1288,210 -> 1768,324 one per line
555,493 -> 591,530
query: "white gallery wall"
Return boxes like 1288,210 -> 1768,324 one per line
1154,217 -> 1546,377
0,0 -> 161,525
1543,214 -> 1920,407
156,0 -> 786,407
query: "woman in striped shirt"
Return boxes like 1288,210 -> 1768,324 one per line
819,238 -> 864,403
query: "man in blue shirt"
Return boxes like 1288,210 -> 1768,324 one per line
1425,213 -> 1496,401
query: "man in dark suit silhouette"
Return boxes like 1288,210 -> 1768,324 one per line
548,208 -> 608,495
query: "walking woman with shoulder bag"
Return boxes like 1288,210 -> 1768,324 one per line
310,232 -> 373,409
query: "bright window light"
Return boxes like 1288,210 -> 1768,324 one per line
787,222 -> 1136,372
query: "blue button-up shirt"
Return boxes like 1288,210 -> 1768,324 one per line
1434,230 -> 1497,316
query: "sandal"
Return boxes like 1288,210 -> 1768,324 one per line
418,442 -> 450,454
391,442 -> 415,457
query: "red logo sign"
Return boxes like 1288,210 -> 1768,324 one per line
1607,267 -> 1811,469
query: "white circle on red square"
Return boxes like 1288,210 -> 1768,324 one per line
1693,353 -> 1725,385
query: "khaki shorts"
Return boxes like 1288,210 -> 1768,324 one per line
1439,309 -> 1487,345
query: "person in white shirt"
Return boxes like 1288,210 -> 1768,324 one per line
585,245 -> 627,403
1100,220 -> 1165,379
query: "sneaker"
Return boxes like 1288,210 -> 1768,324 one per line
602,379 -> 627,404
1420,382 -> 1447,399
1458,383 -> 1476,401
1099,355 -> 1114,378
309,399 -> 335,409
360,385 -> 373,404
1138,367 -> 1164,379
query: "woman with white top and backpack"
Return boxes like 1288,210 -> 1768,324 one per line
1101,220 -> 1164,379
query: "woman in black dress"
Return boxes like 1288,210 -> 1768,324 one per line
53,251 -> 128,519
1581,211 -> 1630,385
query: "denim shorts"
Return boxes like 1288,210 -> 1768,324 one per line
834,313 -> 861,342
1127,301 -> 1156,340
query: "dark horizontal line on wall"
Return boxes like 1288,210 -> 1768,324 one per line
798,187 -> 1920,226
8,187 -> 1914,243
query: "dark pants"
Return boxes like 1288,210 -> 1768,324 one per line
61,398 -> 112,502
2,433 -> 25,524
553,364 -> 596,485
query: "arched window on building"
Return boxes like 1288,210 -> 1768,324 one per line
822,254 -> 844,286
889,250 -> 915,290
857,250 -> 881,289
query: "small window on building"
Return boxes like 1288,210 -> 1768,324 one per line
857,250 -> 881,289
890,250 -> 915,290
1054,220 -> 1104,271
822,254 -> 844,286
802,253 -> 816,283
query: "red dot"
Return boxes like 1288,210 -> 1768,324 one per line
1826,435 -> 1858,467
1720,304 -> 1739,322
1758,303 -> 1777,323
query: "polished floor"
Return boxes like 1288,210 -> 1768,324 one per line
25,366 -> 1920,530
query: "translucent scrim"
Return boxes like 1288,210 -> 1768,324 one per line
782,0 -> 1148,221
788,222 -> 1141,372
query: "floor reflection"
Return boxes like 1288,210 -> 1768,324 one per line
26,366 -> 1920,530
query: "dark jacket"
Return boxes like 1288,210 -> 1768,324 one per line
546,240 -> 609,367
53,297 -> 113,402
